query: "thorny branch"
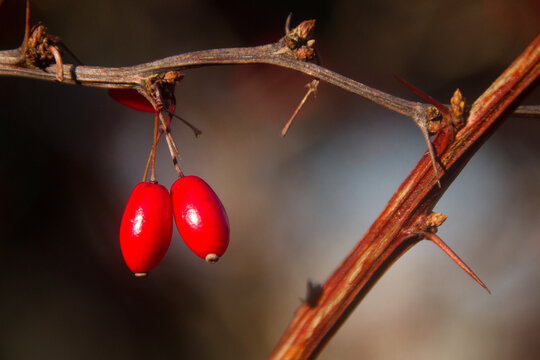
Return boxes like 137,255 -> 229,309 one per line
1,6 -> 540,360
269,34 -> 540,360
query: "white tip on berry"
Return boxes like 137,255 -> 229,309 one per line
134,272 -> 148,277
205,254 -> 219,263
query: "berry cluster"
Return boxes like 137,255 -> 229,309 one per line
111,88 -> 229,276
120,176 -> 229,276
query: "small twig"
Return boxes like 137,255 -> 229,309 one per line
165,110 -> 203,138
281,79 -> 319,137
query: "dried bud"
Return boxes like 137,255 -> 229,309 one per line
24,22 -> 57,68
284,37 -> 296,50
425,213 -> 447,228
143,72 -> 183,111
296,46 -> 317,62
285,19 -> 316,50
450,89 -> 466,130
425,105 -> 443,135
163,71 -> 185,84
296,20 -> 315,41
418,212 -> 448,233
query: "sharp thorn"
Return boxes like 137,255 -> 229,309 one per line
48,46 -> 64,82
285,13 -> 292,34
392,74 -> 449,116
419,126 -> 441,187
23,0 -> 31,46
394,74 -> 444,187
56,39 -> 84,65
424,232 -> 490,294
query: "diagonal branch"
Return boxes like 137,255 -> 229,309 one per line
269,34 -> 540,360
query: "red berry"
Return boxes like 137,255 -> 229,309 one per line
120,182 -> 173,276
171,176 -> 229,263
109,88 -> 155,113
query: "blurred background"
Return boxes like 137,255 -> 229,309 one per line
1,0 -> 539,359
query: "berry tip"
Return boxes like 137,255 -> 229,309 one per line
205,254 -> 220,263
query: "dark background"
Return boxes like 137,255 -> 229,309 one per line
1,0 -> 539,359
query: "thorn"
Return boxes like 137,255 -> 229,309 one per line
159,97 -> 202,138
418,125 -> 441,187
54,37 -> 84,65
392,74 -> 449,116
393,74 -> 447,186
23,0 -> 31,46
302,280 -> 323,307
285,13 -> 292,34
423,232 -> 490,294
281,79 -> 319,137
164,110 -> 203,138
48,45 -> 64,82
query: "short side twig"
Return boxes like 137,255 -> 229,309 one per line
281,79 -> 319,137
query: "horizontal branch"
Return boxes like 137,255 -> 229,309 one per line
2,35 -> 537,132
0,41 -> 420,118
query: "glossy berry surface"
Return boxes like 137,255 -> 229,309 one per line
171,176 -> 229,263
120,182 -> 173,275
109,88 -> 155,113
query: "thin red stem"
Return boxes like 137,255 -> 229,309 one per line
150,111 -> 159,182
23,0 -> 30,46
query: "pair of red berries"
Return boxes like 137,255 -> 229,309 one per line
119,176 -> 230,276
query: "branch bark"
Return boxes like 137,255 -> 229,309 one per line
269,34 -> 540,360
